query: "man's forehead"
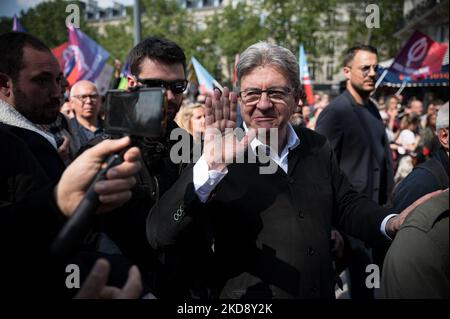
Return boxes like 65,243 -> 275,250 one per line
352,50 -> 378,65
138,57 -> 185,80
240,65 -> 289,88
22,46 -> 61,75
73,82 -> 97,95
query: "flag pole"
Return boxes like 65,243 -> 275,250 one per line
395,80 -> 407,96
133,0 -> 141,45
374,69 -> 388,89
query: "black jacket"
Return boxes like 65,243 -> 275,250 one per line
146,127 -> 390,299
0,128 -> 67,297
0,123 -> 66,183
392,147 -> 449,213
316,90 -> 394,205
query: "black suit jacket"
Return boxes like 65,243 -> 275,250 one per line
146,127 -> 389,299
392,147 -> 449,213
316,90 -> 394,205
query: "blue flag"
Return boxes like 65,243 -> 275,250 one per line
191,57 -> 223,94
12,15 -> 26,32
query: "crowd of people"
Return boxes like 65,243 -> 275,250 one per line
0,30 -> 448,300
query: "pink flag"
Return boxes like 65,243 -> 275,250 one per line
66,26 -> 110,86
390,30 -> 448,80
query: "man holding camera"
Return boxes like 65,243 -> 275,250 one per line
95,37 -> 194,297
0,31 -> 145,297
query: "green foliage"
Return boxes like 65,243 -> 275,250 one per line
140,0 -> 196,59
196,2 -> 269,83
0,0 -> 404,82
343,0 -> 403,61
0,0 -> 95,48
97,22 -> 134,62
261,0 -> 340,57
0,17 -> 13,34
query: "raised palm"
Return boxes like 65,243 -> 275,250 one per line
203,87 -> 255,171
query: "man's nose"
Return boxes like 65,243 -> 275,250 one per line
165,88 -> 176,102
368,66 -> 377,77
51,81 -> 63,99
256,92 -> 273,111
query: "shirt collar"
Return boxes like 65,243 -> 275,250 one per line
242,121 -> 300,155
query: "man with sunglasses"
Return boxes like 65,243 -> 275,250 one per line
127,38 -> 188,122
316,45 -> 395,299
93,37 -> 194,298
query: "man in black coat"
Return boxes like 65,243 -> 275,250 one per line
315,45 -> 394,206
0,31 -> 144,298
0,32 -> 66,182
146,42 -> 421,299
0,126 -> 142,297
315,45 -> 394,298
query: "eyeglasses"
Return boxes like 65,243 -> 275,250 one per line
72,94 -> 99,103
135,78 -> 188,94
239,87 -> 293,105
347,64 -> 380,77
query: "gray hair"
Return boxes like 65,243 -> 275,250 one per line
436,102 -> 449,131
236,42 -> 301,95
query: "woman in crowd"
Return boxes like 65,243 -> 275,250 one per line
177,103 -> 206,143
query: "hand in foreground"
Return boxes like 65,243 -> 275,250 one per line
386,189 -> 445,237
75,259 -> 142,299
203,87 -> 256,171
56,137 -> 141,216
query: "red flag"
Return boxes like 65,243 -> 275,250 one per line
299,45 -> 315,106
52,42 -> 70,72
390,30 -> 448,80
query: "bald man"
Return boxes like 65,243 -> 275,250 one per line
69,80 -> 104,150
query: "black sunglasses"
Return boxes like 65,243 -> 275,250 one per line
135,78 -> 188,94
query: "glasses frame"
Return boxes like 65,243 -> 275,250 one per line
135,77 -> 188,94
346,64 -> 380,77
239,86 -> 294,105
72,93 -> 100,103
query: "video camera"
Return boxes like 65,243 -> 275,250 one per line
104,87 -> 168,138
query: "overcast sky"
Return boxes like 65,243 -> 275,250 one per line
0,0 -> 135,18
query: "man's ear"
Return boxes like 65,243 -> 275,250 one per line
127,75 -> 137,88
343,66 -> 351,81
438,128 -> 449,150
0,72 -> 12,97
